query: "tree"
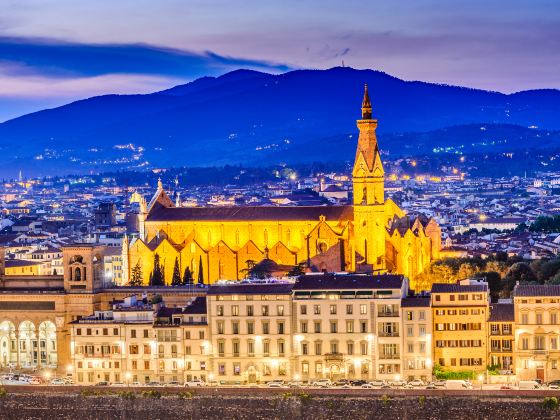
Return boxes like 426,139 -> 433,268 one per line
171,257 -> 181,286
197,255 -> 204,285
287,262 -> 306,277
129,260 -> 143,286
182,267 -> 194,285
149,254 -> 165,286
483,271 -> 502,303
505,262 -> 537,283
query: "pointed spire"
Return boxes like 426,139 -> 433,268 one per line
157,177 -> 163,190
361,83 -> 372,119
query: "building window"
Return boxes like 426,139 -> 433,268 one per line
262,322 -> 270,335
300,305 -> 307,315
315,342 -> 322,355
247,305 -> 254,316
262,306 -> 269,316
217,305 -> 224,316
346,305 -> 353,315
232,305 -> 239,316
314,305 -> 321,315
521,314 -> 528,325
360,304 -> 367,315
247,321 -> 254,335
300,321 -> 308,333
314,322 -> 321,333
233,363 -> 241,376
347,342 -> 354,355
330,305 -> 337,315
277,305 -> 284,316
302,343 -> 309,355
346,320 -> 354,333
406,311 -> 413,321
330,321 -> 337,333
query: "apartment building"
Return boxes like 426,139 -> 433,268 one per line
153,297 -> 209,384
71,295 -> 154,385
514,284 -> 560,383
206,282 -> 293,384
71,295 -> 207,385
431,281 -> 489,373
488,303 -> 514,372
290,273 -> 408,382
401,296 -> 432,381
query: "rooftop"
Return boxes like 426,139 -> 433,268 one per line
293,273 -> 404,291
514,284 -> 560,297
430,283 -> 488,293
489,303 -> 514,322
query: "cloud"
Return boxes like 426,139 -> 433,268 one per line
0,36 -> 290,78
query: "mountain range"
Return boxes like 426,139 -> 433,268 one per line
0,67 -> 559,177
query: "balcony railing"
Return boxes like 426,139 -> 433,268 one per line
378,331 -> 400,337
324,352 -> 344,361
379,353 -> 400,360
377,311 -> 399,318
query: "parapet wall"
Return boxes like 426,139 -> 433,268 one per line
0,391 -> 558,420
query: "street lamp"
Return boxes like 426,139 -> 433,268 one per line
125,372 -> 132,386
478,374 -> 484,390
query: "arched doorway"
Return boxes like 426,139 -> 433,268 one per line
247,366 -> 257,384
19,321 -> 37,368
38,321 -> 57,367
329,364 -> 341,381
0,321 -> 16,367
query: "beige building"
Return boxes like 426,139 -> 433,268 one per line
488,303 -> 514,373
401,296 -> 432,382
292,273 -> 407,383
431,281 -> 489,374
514,284 -> 560,383
70,295 -> 208,385
206,283 -> 293,384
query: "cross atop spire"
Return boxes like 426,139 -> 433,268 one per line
361,83 -> 372,119
157,177 -> 163,190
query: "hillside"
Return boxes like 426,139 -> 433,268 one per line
0,67 -> 559,176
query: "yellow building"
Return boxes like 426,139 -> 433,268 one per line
124,87 -> 441,286
514,284 -> 560,383
431,281 -> 489,374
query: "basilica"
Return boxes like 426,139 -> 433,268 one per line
123,86 -> 441,285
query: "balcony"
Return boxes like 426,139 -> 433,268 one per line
379,353 -> 400,360
378,331 -> 400,338
377,311 -> 399,318
324,352 -> 344,362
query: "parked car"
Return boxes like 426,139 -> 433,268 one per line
445,380 -> 472,390
267,381 -> 285,388
389,380 -> 407,388
94,381 -> 109,387
432,380 -> 446,388
146,381 -> 163,387
29,377 -> 42,385
500,385 -> 513,390
287,381 -> 303,388
312,379 -> 332,388
166,381 -> 181,387
334,379 -> 351,387
408,379 -> 425,387
369,380 -> 386,388
361,383 -> 374,389
519,380 -> 541,390
112,382 -> 126,387
207,380 -> 220,387
351,380 -> 368,387
184,379 -> 205,387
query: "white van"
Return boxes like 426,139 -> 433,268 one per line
519,380 -> 541,390
445,380 -> 472,389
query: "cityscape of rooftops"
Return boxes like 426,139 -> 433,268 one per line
0,1 -> 559,419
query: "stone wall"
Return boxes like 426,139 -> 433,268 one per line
0,391 -> 559,420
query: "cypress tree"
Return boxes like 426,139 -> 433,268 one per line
150,254 -> 165,286
183,267 -> 194,285
171,257 -> 181,286
198,255 -> 204,285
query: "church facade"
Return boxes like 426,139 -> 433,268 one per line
124,87 -> 441,286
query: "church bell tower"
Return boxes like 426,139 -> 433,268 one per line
352,84 -> 386,272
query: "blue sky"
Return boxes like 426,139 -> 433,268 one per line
0,0 -> 559,121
